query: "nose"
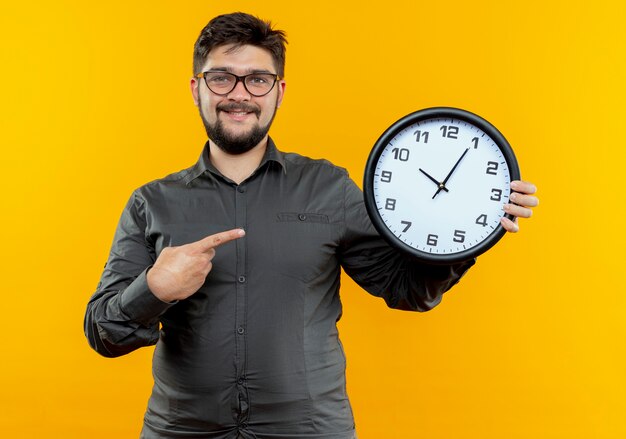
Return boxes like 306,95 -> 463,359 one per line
226,77 -> 251,101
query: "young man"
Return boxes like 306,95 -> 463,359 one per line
85,12 -> 538,439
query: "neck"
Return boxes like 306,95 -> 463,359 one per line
209,137 -> 268,185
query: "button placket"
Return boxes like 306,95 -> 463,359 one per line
233,184 -> 249,423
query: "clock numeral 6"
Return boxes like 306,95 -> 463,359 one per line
476,214 -> 488,227
391,147 -> 410,161
486,161 -> 499,175
385,198 -> 396,210
453,230 -> 466,243
380,170 -> 392,183
427,234 -> 438,246
490,188 -> 502,201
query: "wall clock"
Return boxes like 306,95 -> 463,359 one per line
363,107 -> 520,264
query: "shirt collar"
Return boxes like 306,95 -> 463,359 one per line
185,137 -> 286,185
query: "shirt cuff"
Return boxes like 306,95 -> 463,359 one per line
119,267 -> 176,323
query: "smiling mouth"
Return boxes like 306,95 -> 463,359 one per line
220,110 -> 257,123
217,104 -> 260,119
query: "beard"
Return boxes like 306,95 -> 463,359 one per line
198,97 -> 278,155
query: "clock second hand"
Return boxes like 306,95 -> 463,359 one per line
432,148 -> 470,199
419,168 -> 449,193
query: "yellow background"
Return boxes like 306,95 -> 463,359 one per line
1,1 -> 624,437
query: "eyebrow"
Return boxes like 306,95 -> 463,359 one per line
207,67 -> 275,75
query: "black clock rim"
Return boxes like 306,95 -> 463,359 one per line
363,107 -> 521,265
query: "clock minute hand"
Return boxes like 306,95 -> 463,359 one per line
432,148 -> 470,199
419,168 -> 449,192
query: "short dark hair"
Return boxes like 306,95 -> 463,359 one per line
193,12 -> 287,77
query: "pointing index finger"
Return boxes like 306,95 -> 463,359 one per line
191,229 -> 245,252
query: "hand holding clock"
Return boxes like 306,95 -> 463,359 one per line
501,180 -> 538,233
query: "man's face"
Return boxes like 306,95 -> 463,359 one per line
191,44 -> 286,155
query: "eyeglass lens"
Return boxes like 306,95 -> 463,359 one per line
204,72 -> 277,96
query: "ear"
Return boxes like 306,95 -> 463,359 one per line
276,79 -> 286,109
190,76 -> 200,107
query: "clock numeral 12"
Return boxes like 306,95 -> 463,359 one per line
440,125 -> 459,139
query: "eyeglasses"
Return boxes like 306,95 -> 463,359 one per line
196,71 -> 280,97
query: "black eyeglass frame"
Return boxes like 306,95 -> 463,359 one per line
195,71 -> 281,97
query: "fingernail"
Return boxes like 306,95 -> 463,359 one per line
510,193 -> 517,202
238,229 -> 246,236
510,181 -> 519,190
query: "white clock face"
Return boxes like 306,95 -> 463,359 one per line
371,115 -> 513,258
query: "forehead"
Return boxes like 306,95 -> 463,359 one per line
202,44 -> 276,74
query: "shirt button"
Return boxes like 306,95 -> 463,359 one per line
237,186 -> 246,193
238,275 -> 246,283
237,326 -> 245,335
238,377 -> 245,385
298,214 -> 307,221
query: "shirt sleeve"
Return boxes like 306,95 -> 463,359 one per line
84,191 -> 175,357
338,175 -> 475,312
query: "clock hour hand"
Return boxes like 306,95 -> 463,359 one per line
432,148 -> 470,199
419,168 -> 449,192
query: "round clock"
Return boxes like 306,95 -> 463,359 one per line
363,107 -> 520,264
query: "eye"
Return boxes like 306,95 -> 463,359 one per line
206,73 -> 233,84
247,75 -> 270,85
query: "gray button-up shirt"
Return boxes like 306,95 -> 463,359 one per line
84,139 -> 474,439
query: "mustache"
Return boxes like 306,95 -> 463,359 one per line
217,102 -> 261,117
